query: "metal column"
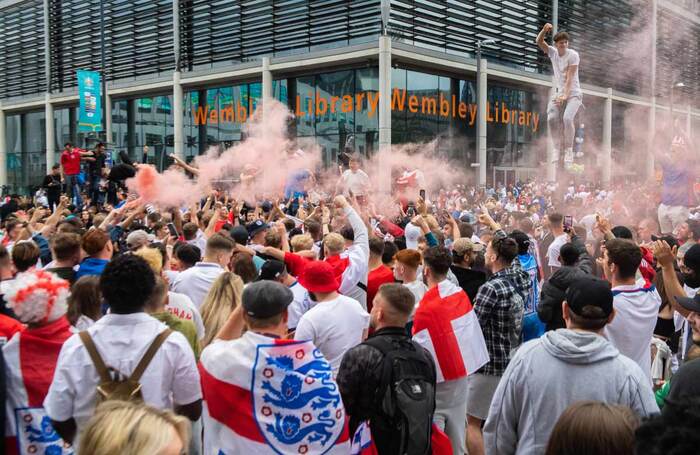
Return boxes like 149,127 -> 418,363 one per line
476,59 -> 488,186
43,0 -> 55,173
602,88 -> 613,185
378,35 -> 392,193
0,106 -> 6,188
552,0 -> 558,35
647,0 -> 657,179
172,0 -> 184,160
261,56 -> 272,124
45,94 -> 55,169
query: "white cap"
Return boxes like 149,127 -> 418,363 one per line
404,222 -> 422,249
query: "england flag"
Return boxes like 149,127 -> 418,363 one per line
4,318 -> 74,455
412,280 -> 489,382
199,331 -> 350,454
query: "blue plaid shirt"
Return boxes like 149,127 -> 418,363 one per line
474,230 -> 532,376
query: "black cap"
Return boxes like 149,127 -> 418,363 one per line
229,225 -> 249,245
242,281 -> 293,319
565,276 -> 613,318
258,260 -> 287,281
684,244 -> 700,272
246,220 -> 269,238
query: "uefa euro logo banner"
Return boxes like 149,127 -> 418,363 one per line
77,70 -> 102,132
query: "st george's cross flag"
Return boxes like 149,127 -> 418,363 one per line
4,317 -> 74,455
199,331 -> 350,454
412,280 -> 489,382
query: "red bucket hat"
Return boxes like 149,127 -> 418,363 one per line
298,261 -> 340,293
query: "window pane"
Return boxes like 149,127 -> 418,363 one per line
316,70 -> 354,136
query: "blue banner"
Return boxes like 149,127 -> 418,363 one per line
77,70 -> 102,132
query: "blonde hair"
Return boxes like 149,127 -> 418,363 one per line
78,401 -> 190,455
290,233 -> 314,252
200,271 -> 244,347
134,247 -> 163,275
323,233 -> 345,255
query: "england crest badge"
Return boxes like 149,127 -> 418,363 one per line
14,407 -> 74,455
251,341 -> 345,454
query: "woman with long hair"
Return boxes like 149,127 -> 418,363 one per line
199,271 -> 244,347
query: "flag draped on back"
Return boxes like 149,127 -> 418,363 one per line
199,331 -> 350,454
3,317 -> 74,455
412,280 -> 489,382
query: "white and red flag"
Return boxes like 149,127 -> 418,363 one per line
412,280 -> 489,382
4,317 -> 74,455
199,331 -> 350,454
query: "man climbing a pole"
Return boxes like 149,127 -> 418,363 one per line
537,23 -> 583,166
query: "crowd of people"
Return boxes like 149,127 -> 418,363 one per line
0,128 -> 698,455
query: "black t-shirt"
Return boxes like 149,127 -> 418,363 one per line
88,152 -> 107,177
42,174 -> 62,197
450,265 -> 487,303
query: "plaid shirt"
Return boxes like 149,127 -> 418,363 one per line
474,231 -> 532,376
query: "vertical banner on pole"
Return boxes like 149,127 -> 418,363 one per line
77,70 -> 103,132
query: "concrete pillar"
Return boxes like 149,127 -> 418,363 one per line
477,59 -> 488,186
378,35 -> 392,193
45,94 -> 55,170
105,91 -> 112,145
602,88 -> 613,185
173,71 -> 184,160
0,105 -> 6,188
646,97 -> 656,180
552,0 -> 559,35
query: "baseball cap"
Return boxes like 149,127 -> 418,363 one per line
452,237 -> 484,256
683,244 -> 700,272
675,291 -> 700,313
298,261 -> 340,293
246,220 -> 269,238
229,225 -> 249,244
565,276 -> 613,318
126,229 -> 154,249
404,222 -> 422,249
242,281 -> 293,319
258,260 -> 287,281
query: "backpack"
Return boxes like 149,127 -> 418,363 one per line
364,334 -> 436,455
79,329 -> 172,403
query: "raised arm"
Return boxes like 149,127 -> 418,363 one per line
536,23 -> 553,54
653,240 -> 690,318
170,154 -> 200,176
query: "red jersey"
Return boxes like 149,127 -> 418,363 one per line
60,148 -> 82,175
366,264 -> 395,312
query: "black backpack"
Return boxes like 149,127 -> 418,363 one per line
364,334 -> 436,455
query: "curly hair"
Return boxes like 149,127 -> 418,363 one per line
100,254 -> 155,313
635,397 -> 700,455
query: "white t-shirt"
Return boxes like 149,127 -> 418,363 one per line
403,279 -> 428,318
548,45 -> 582,98
547,233 -> 569,268
171,262 -> 225,309
44,313 -> 201,447
166,291 -> 205,341
287,281 -> 313,331
604,281 -> 661,381
341,169 -> 370,196
294,294 -> 369,375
